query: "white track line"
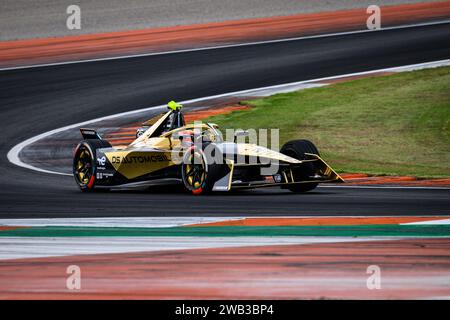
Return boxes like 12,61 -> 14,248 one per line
0,236 -> 399,260
402,218 -> 450,225
0,216 -> 245,228
0,20 -> 449,72
8,58 -> 450,180
1,215 -> 447,228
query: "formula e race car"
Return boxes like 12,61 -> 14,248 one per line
73,101 -> 344,194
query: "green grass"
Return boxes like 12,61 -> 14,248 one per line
206,66 -> 450,178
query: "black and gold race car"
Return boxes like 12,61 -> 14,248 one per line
73,101 -> 343,194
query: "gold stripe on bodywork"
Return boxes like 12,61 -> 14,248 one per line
226,159 -> 235,190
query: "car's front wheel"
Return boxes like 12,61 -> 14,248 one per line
280,139 -> 320,193
181,145 -> 225,195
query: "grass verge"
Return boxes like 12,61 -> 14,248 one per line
205,66 -> 450,178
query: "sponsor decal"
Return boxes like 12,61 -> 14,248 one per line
96,172 -> 114,179
213,186 -> 228,191
111,154 -> 170,164
97,156 -> 106,166
81,129 -> 96,136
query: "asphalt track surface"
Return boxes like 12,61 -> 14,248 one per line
1,23 -> 450,218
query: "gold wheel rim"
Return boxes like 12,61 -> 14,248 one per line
74,148 -> 93,185
184,151 -> 206,189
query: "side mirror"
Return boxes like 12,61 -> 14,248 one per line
136,127 -> 148,138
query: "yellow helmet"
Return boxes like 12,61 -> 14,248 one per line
167,100 -> 183,111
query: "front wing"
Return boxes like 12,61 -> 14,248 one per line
212,153 -> 344,191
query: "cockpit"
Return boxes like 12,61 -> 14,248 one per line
131,101 -> 223,150
151,110 -> 185,137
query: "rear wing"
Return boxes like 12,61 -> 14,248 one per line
80,128 -> 102,140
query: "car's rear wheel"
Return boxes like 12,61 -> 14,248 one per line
73,139 -> 111,192
280,139 -> 319,193
181,145 -> 225,195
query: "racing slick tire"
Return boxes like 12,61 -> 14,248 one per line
280,139 -> 319,193
73,139 -> 112,192
181,144 -> 227,195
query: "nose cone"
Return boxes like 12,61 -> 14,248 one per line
216,142 -> 301,164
